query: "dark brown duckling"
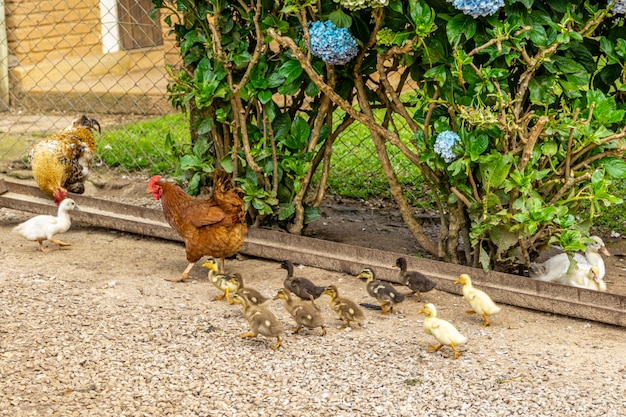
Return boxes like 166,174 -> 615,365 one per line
394,257 -> 436,301
230,292 -> 284,350
281,260 -> 325,301
322,285 -> 365,329
274,288 -> 326,335
356,267 -> 405,314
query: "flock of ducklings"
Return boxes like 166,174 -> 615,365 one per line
203,256 -> 502,359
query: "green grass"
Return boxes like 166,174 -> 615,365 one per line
97,113 -> 191,175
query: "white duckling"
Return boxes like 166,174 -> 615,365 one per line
418,303 -> 467,360
13,198 -> 79,252
529,236 -> 610,283
566,266 -> 606,291
454,274 -> 502,326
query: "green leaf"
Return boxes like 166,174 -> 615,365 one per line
602,158 -> 626,178
258,89 -> 273,104
553,56 -> 586,74
277,59 -> 304,84
469,133 -> 489,160
304,205 -> 321,224
424,65 -> 447,86
180,154 -> 203,171
446,14 -> 476,47
541,140 -> 558,156
478,152 -> 512,190
329,9 -> 352,28
278,203 -> 295,221
528,23 -> 548,47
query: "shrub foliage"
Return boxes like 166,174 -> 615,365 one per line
153,0 -> 626,271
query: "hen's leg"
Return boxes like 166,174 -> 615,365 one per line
166,262 -> 195,282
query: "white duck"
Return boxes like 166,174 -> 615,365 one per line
529,236 -> 610,284
13,198 -> 79,252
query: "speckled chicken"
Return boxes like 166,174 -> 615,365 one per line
28,115 -> 101,205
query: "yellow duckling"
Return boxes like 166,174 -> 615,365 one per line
274,288 -> 326,336
230,292 -> 284,350
356,267 -> 405,314
454,274 -> 501,326
322,285 -> 365,330
418,303 -> 467,360
201,258 -> 240,303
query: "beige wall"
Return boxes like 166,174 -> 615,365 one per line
5,0 -> 102,65
5,0 -> 179,67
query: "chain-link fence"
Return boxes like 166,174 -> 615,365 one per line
0,1 -> 423,204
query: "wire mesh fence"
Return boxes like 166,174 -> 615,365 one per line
0,0 -> 423,205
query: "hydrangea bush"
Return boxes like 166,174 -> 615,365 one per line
154,0 -> 626,272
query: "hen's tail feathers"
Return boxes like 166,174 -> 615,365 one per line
213,169 -> 233,192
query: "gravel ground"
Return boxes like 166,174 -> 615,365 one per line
1,207 -> 626,417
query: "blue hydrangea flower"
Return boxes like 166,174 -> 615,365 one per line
447,0 -> 504,18
610,0 -> 626,15
434,131 -> 461,163
308,21 -> 359,65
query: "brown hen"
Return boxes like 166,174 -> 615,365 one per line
28,115 -> 101,205
148,170 -> 248,282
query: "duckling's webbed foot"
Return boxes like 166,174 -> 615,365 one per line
241,332 -> 257,339
381,303 -> 392,314
50,239 -> 71,247
271,336 -> 282,350
428,344 -> 444,352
